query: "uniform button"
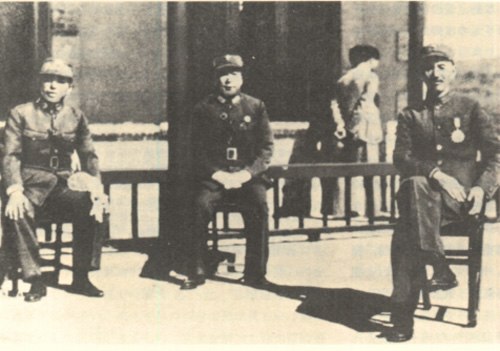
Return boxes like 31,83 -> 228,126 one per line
436,144 -> 443,151
437,160 -> 443,166
54,149 -> 59,154
436,125 -> 441,130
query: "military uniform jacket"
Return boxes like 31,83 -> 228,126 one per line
1,99 -> 99,206
191,93 -> 274,185
393,93 -> 499,199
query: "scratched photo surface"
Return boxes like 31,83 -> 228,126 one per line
0,1 -> 498,348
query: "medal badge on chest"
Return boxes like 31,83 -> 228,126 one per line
451,117 -> 465,143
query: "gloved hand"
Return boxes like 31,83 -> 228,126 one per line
231,170 -> 252,185
432,170 -> 466,202
5,190 -> 33,220
68,172 -> 109,222
212,171 -> 241,189
212,170 -> 252,190
90,192 -> 110,223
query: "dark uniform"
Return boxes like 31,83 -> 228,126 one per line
390,90 -> 499,336
1,99 -> 104,281
191,91 -> 274,284
0,59 -> 105,300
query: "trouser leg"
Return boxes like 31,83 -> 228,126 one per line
401,176 -> 444,254
390,177 -> 440,326
192,186 -> 224,272
240,182 -> 269,279
4,211 -> 42,281
43,184 -> 104,274
320,178 -> 337,216
281,179 -> 311,216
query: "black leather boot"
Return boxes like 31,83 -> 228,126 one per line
180,260 -> 206,290
69,271 -> 104,297
24,277 -> 47,302
426,252 -> 458,292
383,303 -> 414,342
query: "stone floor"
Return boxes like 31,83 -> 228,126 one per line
1,223 -> 499,347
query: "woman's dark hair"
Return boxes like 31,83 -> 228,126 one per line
349,45 -> 380,67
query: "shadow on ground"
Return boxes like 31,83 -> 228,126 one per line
212,275 -> 393,333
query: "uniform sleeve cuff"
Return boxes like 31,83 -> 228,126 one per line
429,167 -> 441,179
6,184 -> 24,196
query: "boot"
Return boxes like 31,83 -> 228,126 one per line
69,271 -> 104,297
383,302 -> 414,342
426,252 -> 458,292
24,277 -> 47,302
180,259 -> 206,290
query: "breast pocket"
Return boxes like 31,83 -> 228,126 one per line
22,129 -> 50,155
58,132 -> 77,153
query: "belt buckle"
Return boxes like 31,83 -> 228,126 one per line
50,155 -> 59,169
226,147 -> 238,161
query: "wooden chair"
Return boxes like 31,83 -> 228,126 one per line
420,213 -> 486,327
5,212 -> 73,297
209,200 -> 241,274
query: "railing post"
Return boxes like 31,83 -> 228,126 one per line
345,176 -> 352,226
390,175 -> 397,222
273,178 -> 280,229
131,183 -> 139,240
365,176 -> 375,225
380,175 -> 388,212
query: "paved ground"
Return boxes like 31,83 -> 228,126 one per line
1,223 -> 498,346
1,140 -> 498,347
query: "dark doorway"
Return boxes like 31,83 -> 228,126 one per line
240,2 -> 341,121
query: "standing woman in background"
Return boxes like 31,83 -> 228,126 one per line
326,44 -> 383,217
280,45 -> 383,219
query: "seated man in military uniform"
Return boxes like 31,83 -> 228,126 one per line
184,55 -> 274,290
384,46 -> 499,342
0,58 -> 107,302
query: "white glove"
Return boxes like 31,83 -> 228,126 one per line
90,193 -> 110,223
68,172 -> 109,222
212,170 -> 251,190
231,170 -> 252,185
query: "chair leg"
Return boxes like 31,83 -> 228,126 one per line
212,214 -> 219,252
466,222 -> 484,328
8,270 -> 19,297
53,223 -> 63,284
43,223 -> 52,243
467,262 -> 479,327
421,288 -> 432,310
226,255 -> 237,273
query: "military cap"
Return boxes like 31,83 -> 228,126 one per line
421,45 -> 454,63
213,54 -> 244,72
39,58 -> 74,79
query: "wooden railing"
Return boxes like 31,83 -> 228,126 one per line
101,169 -> 168,242
101,164 -> 499,243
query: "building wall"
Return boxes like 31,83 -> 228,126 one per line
49,2 -> 409,125
51,2 -> 167,124
0,3 -> 38,115
341,2 -> 409,125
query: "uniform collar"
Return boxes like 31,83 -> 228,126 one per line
425,91 -> 452,108
36,97 -> 64,114
216,94 -> 241,106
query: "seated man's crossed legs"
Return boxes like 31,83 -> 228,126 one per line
388,176 -> 478,341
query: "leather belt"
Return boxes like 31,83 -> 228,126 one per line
24,155 -> 71,172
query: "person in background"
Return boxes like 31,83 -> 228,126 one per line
384,45 -> 499,342
280,45 -> 383,218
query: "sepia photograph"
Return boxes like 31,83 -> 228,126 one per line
0,0 -> 498,347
